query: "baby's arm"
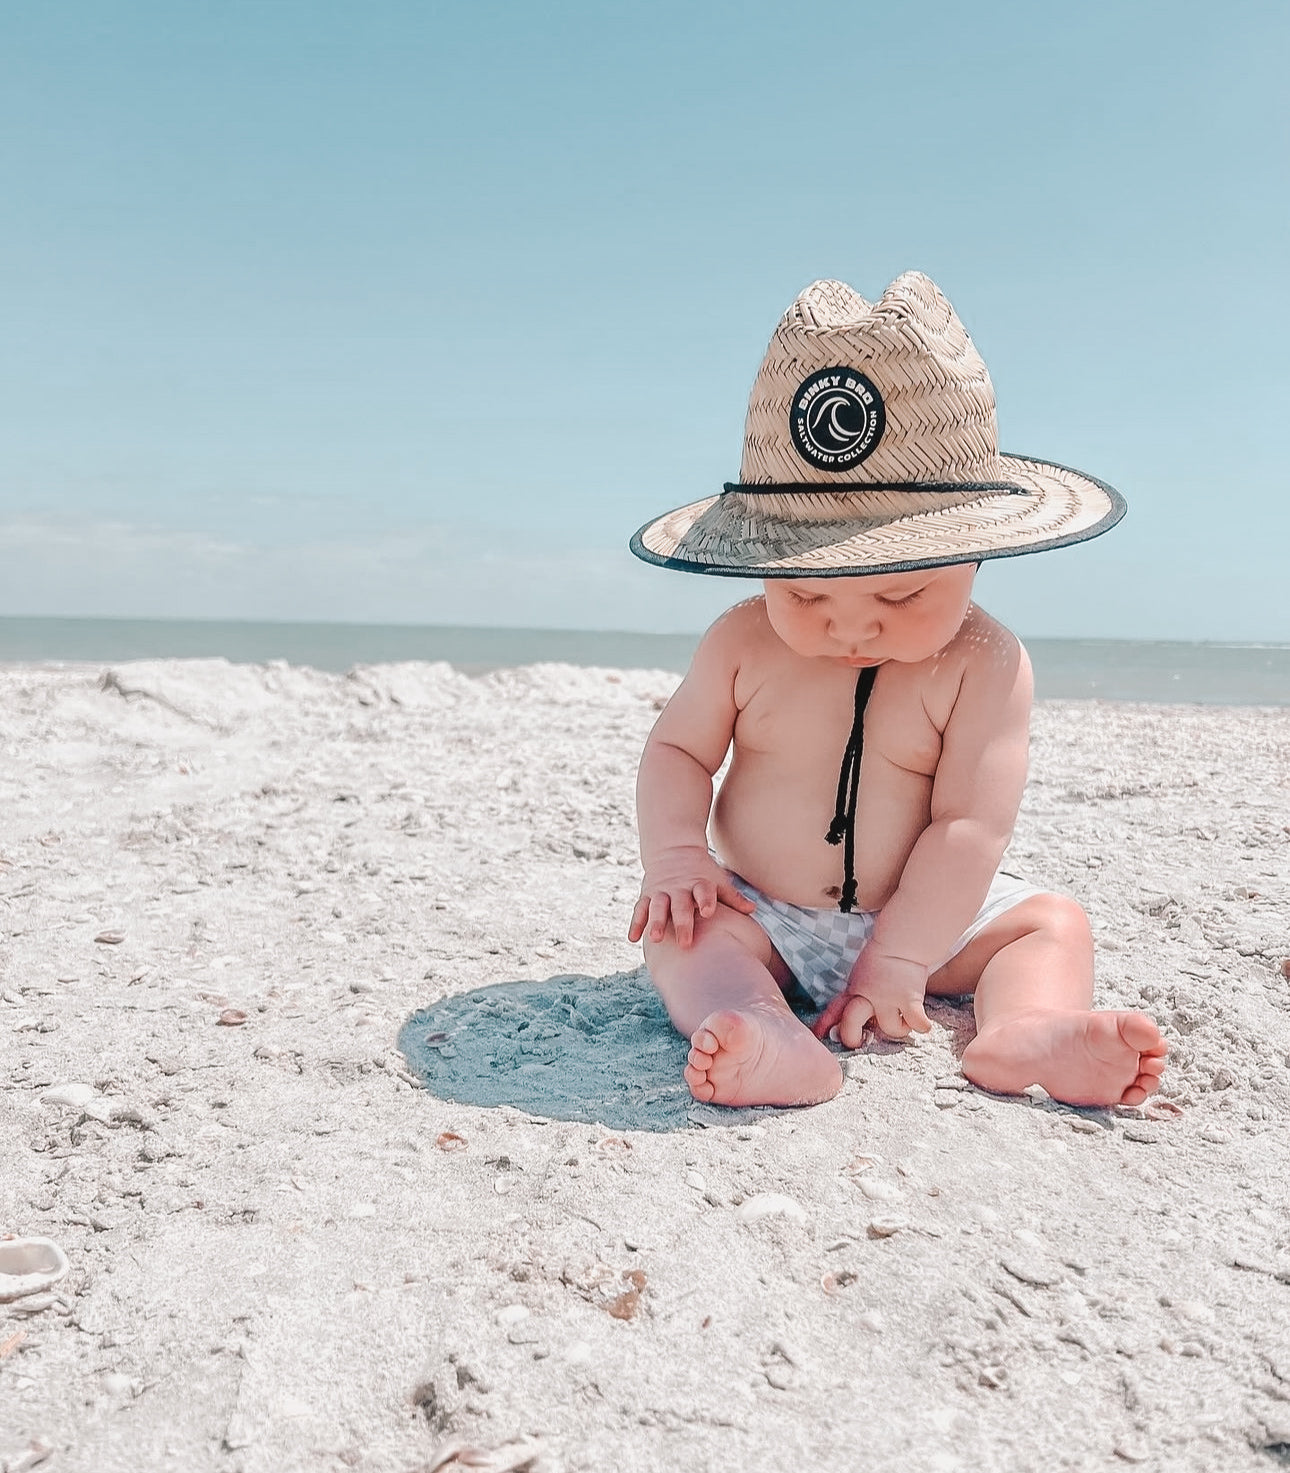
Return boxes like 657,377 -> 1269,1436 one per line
817,635 -> 1033,1043
629,616 -> 756,947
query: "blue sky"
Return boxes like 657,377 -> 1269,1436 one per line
2,1 -> 1286,639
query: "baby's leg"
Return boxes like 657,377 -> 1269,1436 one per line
645,905 -> 841,1107
928,893 -> 1167,1108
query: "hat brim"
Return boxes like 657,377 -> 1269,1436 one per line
630,455 -> 1126,578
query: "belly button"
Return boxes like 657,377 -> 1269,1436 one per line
824,885 -> 841,901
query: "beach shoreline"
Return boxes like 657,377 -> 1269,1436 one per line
2,619 -> 1288,704
2,658 -> 1288,1472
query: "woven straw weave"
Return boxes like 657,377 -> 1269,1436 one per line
630,272 -> 1125,577
739,274 -> 1000,494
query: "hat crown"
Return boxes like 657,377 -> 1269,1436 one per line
739,271 -> 1001,486
630,269 -> 1124,578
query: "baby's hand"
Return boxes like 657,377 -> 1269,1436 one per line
812,950 -> 931,1047
628,845 -> 756,948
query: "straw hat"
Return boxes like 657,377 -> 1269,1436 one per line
630,272 -> 1125,578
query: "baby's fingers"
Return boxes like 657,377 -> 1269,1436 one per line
903,998 -> 933,1034
671,890 -> 698,948
811,993 -> 849,1041
873,1005 -> 910,1040
873,998 -> 931,1041
691,878 -> 718,919
645,893 -> 673,943
715,880 -> 756,915
834,995 -> 875,1050
627,896 -> 652,943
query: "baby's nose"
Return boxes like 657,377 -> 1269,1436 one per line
831,612 -> 880,645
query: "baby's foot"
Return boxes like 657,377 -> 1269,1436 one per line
963,1009 -> 1167,1107
685,1008 -> 842,1107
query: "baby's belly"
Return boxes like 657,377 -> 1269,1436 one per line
711,757 -> 930,910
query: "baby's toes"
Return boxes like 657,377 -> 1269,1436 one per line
688,1041 -> 716,1072
1134,1068 -> 1163,1099
1119,1013 -> 1164,1054
684,1063 -> 715,1100
685,1032 -> 717,1095
1126,1044 -> 1169,1104
1122,1068 -> 1165,1107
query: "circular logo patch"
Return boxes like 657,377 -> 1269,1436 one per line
789,367 -> 885,472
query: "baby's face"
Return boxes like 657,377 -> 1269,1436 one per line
761,564 -> 977,667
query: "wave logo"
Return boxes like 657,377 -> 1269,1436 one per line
789,368 -> 885,472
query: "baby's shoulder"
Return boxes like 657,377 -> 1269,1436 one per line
696,595 -> 781,664
934,603 -> 1031,721
905,604 -> 1029,733
952,603 -> 1027,670
688,596 -> 794,711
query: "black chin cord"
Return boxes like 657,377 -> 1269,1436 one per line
825,665 -> 877,913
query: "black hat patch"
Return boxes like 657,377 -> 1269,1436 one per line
789,367 -> 885,472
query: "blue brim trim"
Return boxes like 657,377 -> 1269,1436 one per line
628,457 -> 1126,579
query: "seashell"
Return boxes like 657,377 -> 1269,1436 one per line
736,1193 -> 808,1224
841,1154 -> 881,1176
0,1237 -> 71,1303
858,1178 -> 901,1202
607,1269 -> 647,1321
867,1215 -> 908,1238
606,1288 -> 640,1320
41,1083 -> 97,1109
1000,1253 -> 1064,1288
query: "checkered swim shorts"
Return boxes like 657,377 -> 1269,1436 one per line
728,870 -> 1041,1009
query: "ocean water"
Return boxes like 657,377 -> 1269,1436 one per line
0,616 -> 1287,706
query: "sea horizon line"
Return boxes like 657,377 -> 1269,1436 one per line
0,613 -> 1285,650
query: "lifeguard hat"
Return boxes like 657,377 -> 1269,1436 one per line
630,272 -> 1124,577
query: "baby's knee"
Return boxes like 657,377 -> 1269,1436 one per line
1024,892 -> 1092,948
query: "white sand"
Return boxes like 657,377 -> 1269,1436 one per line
1,658 -> 1288,1473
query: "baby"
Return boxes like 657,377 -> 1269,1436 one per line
627,273 -> 1167,1110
